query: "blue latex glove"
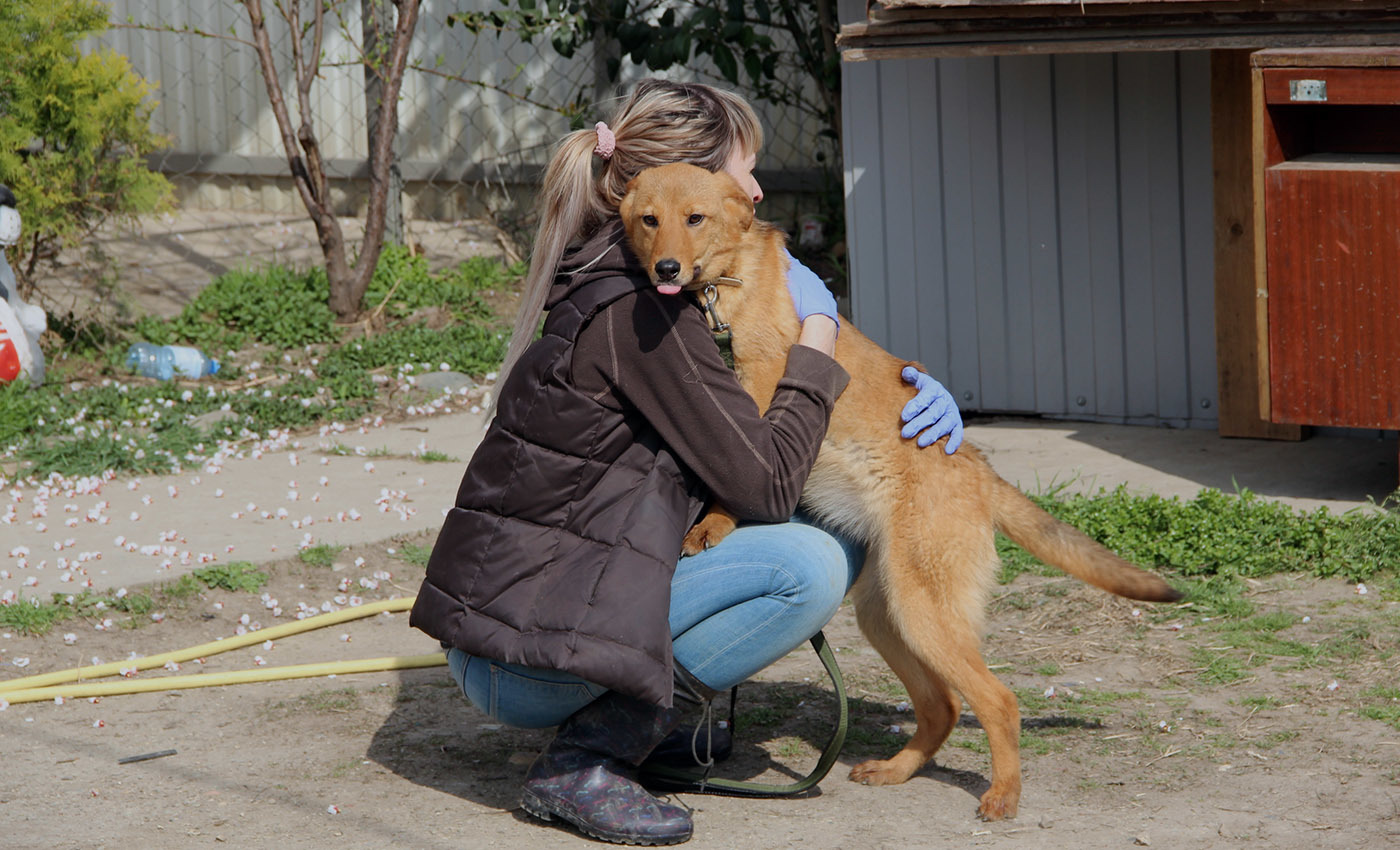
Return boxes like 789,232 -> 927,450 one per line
784,249 -> 839,330
900,366 -> 963,454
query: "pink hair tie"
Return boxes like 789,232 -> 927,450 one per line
593,121 -> 616,161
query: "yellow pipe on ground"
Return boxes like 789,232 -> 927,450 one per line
0,653 -> 447,705
0,596 -> 424,696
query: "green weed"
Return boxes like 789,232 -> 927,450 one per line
299,544 -> 342,568
997,485 -> 1400,603
192,562 -> 269,593
0,598 -> 69,635
395,542 -> 434,568
1360,686 -> 1400,730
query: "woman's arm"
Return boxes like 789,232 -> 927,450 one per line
574,289 -> 848,523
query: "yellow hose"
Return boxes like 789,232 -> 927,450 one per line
0,596 -> 447,705
0,653 -> 447,705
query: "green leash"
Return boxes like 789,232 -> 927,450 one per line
660,281 -> 848,797
640,631 -> 848,798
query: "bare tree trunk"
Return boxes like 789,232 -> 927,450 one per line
338,0 -> 419,320
240,0 -> 419,323
363,0 -> 404,247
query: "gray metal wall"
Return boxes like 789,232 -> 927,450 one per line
842,52 -> 1218,427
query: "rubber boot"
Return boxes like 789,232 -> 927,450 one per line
643,664 -> 732,770
520,690 -> 693,845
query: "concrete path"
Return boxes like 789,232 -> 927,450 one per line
3,412 -> 1393,605
1,408 -> 487,601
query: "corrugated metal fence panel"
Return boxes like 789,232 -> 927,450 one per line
99,1 -> 825,178
845,50 -> 1218,427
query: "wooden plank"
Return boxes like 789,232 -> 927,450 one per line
1262,67 -> 1400,105
1210,49 -> 1301,439
1265,166 -> 1400,427
1179,51 -> 1220,421
1252,47 -> 1400,68
841,34 -> 1400,63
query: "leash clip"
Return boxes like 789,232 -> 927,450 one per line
701,283 -> 729,334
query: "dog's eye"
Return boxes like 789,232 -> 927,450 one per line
687,214 -> 704,226
642,215 -> 658,227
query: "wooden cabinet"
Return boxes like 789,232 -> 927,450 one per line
1254,49 -> 1400,430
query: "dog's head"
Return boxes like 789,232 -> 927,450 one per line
619,163 -> 755,295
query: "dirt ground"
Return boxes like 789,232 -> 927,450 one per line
2,528 -> 1397,850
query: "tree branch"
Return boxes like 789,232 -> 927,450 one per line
109,21 -> 257,49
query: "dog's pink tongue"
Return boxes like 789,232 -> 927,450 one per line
656,283 -> 682,295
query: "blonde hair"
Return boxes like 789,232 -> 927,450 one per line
492,79 -> 763,407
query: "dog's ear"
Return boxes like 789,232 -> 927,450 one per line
721,184 -> 755,232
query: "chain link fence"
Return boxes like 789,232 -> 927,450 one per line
47,1 -> 832,320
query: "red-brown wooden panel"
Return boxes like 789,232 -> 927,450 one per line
1265,163 -> 1400,428
1262,67 -> 1400,105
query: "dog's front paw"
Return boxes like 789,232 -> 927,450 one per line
976,784 -> 1020,821
681,514 -> 737,556
848,759 -> 913,787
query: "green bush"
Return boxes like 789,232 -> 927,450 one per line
0,0 -> 172,291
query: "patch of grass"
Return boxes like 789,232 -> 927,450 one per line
1004,485 -> 1400,585
0,586 -> 168,636
1255,730 -> 1300,748
269,686 -> 363,716
1238,695 -> 1282,710
1191,647 -> 1251,685
1014,687 -> 1146,722
1032,663 -> 1061,677
192,561 -> 269,593
770,736 -> 809,759
0,598 -> 69,635
843,723 -> 910,755
1359,686 -> 1400,731
1,250 -> 517,480
299,544 -> 342,568
322,443 -> 393,458
159,574 -> 204,600
395,542 -> 434,568
415,450 -> 457,463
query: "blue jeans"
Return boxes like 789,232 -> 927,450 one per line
446,516 -> 864,728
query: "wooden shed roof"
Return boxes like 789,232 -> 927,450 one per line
839,0 -> 1400,59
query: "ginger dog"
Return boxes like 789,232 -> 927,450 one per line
619,163 -> 1181,820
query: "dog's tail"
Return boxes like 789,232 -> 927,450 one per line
989,477 -> 1181,603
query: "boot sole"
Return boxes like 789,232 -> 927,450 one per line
520,789 -> 693,846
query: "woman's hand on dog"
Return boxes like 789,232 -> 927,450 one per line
785,250 -> 840,328
900,367 -> 963,454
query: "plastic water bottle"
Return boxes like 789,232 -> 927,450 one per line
126,343 -> 220,381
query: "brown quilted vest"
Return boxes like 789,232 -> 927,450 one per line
410,228 -> 705,707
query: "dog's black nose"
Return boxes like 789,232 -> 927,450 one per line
654,259 -> 681,281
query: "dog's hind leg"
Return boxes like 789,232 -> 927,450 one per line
848,589 -> 962,787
